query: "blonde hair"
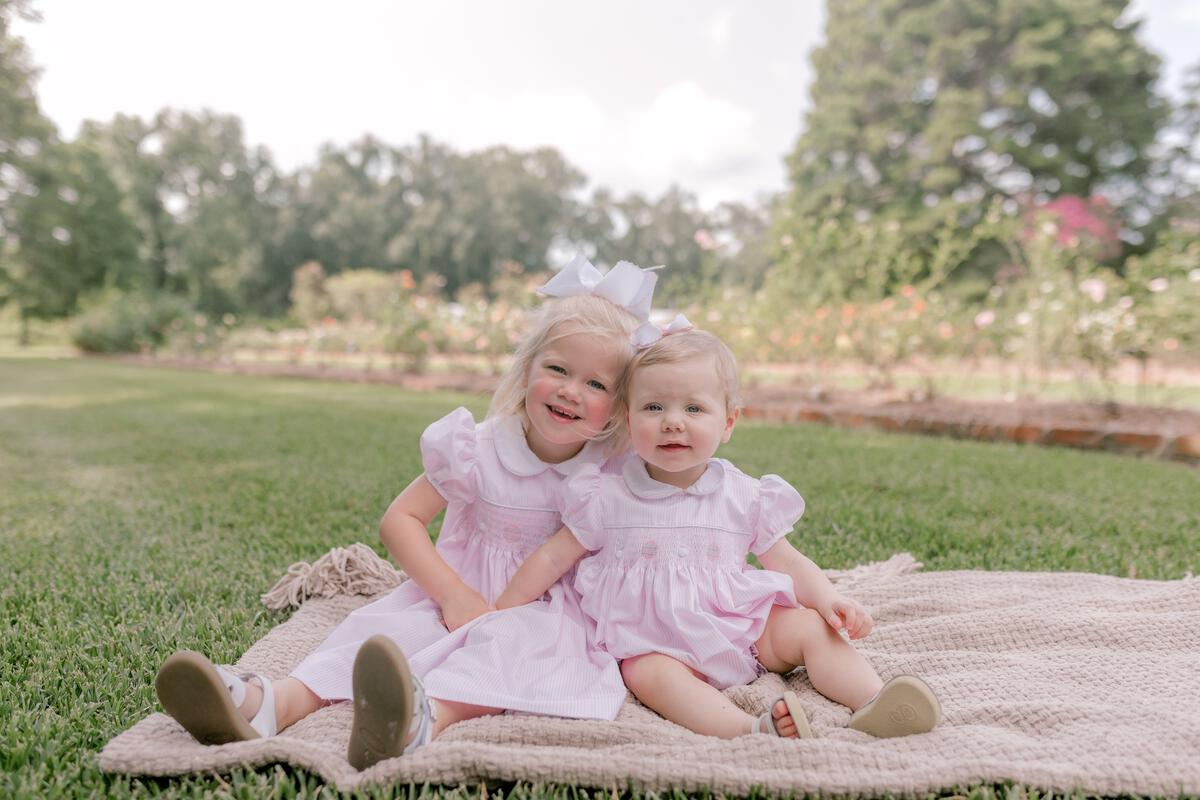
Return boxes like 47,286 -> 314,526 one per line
613,329 -> 742,442
487,295 -> 641,445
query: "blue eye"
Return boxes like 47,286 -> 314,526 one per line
644,402 -> 662,412
587,379 -> 607,392
687,404 -> 702,413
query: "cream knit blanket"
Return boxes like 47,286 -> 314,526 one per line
99,552 -> 1200,795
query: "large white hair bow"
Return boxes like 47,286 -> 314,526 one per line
538,255 -> 660,322
631,313 -> 695,350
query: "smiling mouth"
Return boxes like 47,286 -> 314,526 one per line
546,404 -> 581,422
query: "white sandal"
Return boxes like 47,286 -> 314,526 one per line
347,635 -> 437,770
155,650 -> 278,744
753,690 -> 815,739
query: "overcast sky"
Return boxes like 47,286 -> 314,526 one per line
14,0 -> 1200,208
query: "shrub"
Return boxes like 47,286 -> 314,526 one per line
70,292 -> 193,354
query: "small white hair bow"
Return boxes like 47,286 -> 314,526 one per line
538,255 -> 661,322
631,313 -> 695,350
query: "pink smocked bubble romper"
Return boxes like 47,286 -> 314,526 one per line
290,407 -> 627,719
560,457 -> 805,689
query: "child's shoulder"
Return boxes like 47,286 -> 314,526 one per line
713,459 -> 802,501
426,406 -> 483,434
712,458 -> 767,488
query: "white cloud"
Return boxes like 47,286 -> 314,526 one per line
625,82 -> 758,190
393,81 -> 769,207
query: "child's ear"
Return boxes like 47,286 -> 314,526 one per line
721,408 -> 740,443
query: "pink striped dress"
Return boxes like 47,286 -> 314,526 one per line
290,407 -> 627,719
559,457 -> 804,689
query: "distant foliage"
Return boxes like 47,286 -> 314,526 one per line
69,292 -> 192,353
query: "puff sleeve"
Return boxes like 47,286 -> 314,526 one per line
419,407 -> 479,504
749,474 -> 806,555
555,462 -> 606,551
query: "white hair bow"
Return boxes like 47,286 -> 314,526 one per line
631,313 -> 695,350
538,255 -> 661,322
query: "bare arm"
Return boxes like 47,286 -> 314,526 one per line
495,526 -> 587,610
759,539 -> 839,611
759,538 -> 873,638
379,473 -> 488,630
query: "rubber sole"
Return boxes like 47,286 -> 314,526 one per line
154,650 -> 259,744
847,674 -> 941,738
347,635 -> 417,770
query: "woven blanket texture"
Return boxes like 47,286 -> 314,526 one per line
99,553 -> 1200,796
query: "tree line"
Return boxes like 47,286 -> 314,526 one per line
2,0 -> 1197,343
0,1 -> 770,336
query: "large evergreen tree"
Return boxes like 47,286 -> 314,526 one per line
782,0 -> 1166,233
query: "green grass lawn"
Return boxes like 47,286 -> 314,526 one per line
2,357 -> 1198,799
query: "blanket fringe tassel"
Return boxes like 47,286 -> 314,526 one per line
827,552 -> 922,585
261,542 -> 406,610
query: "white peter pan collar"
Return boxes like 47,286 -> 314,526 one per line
622,456 -> 726,499
494,413 -> 605,477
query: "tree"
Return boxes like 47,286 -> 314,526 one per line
77,114 -> 173,292
577,186 -> 713,304
386,138 -> 585,294
271,135 -> 410,285
0,1 -> 52,230
1142,60 -> 1200,243
707,199 -> 776,289
83,109 -> 283,316
3,139 -> 141,323
0,0 -> 56,339
781,0 -> 1166,245
154,109 -> 281,315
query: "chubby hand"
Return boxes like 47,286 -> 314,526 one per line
820,595 -> 874,639
439,590 -> 491,632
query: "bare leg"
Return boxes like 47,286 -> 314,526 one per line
237,676 -> 329,731
237,678 -> 500,737
620,653 -> 796,738
429,698 -> 503,737
755,606 -> 883,711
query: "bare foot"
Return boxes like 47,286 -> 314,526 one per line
769,697 -> 800,737
751,691 -> 814,739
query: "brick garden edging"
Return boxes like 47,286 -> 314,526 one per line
740,392 -> 1200,464
117,356 -> 1200,465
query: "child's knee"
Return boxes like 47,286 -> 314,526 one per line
619,653 -> 675,692
765,606 -> 829,660
796,607 -> 832,638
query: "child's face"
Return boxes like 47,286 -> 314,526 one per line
523,330 -> 621,463
625,356 -> 737,489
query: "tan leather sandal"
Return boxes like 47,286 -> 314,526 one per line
847,674 -> 940,737
753,689 -> 815,739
